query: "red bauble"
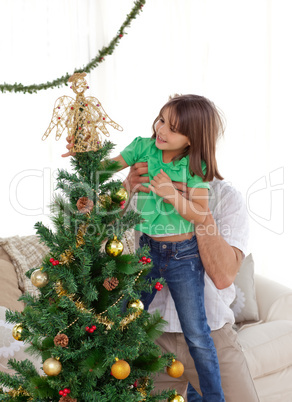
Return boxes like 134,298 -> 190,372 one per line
49,257 -> 54,263
146,258 -> 151,263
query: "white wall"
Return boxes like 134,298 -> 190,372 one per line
1,0 -> 291,286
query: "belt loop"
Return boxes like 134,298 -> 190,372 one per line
147,234 -> 151,248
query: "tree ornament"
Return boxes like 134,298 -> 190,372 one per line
111,358 -> 131,380
111,187 -> 128,203
59,388 -> 71,397
12,323 -> 24,341
166,359 -> 184,378
54,334 -> 69,347
76,197 -> 94,213
59,396 -> 77,402
43,357 -> 62,376
31,269 -> 49,288
137,377 -> 149,399
42,73 -> 123,152
119,300 -> 144,330
139,256 -> 151,265
85,325 -> 97,333
168,394 -> 185,402
127,299 -> 144,311
60,249 -> 74,265
7,386 -> 31,399
76,223 -> 87,248
103,277 -> 119,291
95,314 -> 114,330
97,194 -> 112,208
155,282 -> 163,291
105,235 -> 124,257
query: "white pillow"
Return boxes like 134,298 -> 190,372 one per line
0,306 -> 41,374
230,254 -> 259,323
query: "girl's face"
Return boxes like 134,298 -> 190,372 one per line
154,108 -> 190,158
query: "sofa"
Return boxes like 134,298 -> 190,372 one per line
0,235 -> 292,401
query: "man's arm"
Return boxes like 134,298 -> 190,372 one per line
123,165 -> 243,290
196,211 -> 243,290
122,162 -> 150,194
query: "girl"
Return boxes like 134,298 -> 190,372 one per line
113,94 -> 225,401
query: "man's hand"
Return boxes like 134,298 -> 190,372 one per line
149,170 -> 177,200
122,162 -> 150,194
171,181 -> 188,198
61,136 -> 76,157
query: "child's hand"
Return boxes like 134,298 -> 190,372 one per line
149,170 -> 177,200
61,136 -> 76,157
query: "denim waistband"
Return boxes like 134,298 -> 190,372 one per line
140,233 -> 197,252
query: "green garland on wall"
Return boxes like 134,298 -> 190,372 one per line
0,0 -> 146,94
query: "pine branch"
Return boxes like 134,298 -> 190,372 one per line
143,310 -> 168,340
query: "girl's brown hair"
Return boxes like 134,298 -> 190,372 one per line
152,94 -> 224,181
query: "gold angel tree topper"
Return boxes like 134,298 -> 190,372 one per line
42,72 -> 123,152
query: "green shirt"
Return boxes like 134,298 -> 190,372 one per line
121,137 -> 209,235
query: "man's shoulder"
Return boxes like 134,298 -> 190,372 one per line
209,178 -> 237,193
209,178 -> 242,200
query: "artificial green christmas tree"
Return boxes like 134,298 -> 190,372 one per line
0,74 -> 184,401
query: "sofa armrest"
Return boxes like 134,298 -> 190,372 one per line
255,274 -> 292,322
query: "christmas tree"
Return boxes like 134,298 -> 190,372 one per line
0,74 -> 185,402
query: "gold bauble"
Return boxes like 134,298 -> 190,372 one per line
127,299 -> 144,311
111,187 -> 128,203
111,359 -> 131,379
168,395 -> 185,402
105,235 -> 124,257
31,269 -> 49,288
43,358 -> 62,376
119,300 -> 144,330
97,194 -> 112,208
166,359 -> 184,378
12,323 -> 23,341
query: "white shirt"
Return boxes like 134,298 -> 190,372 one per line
147,179 -> 249,331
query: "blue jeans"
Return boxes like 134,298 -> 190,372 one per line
187,382 -> 203,401
139,233 -> 225,402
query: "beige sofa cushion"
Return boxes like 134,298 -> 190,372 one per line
0,236 -> 49,296
0,251 -> 24,312
254,365 -> 292,402
238,320 -> 292,379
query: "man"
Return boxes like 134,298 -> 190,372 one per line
124,162 -> 259,402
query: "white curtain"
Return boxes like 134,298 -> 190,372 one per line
0,0 -> 291,287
